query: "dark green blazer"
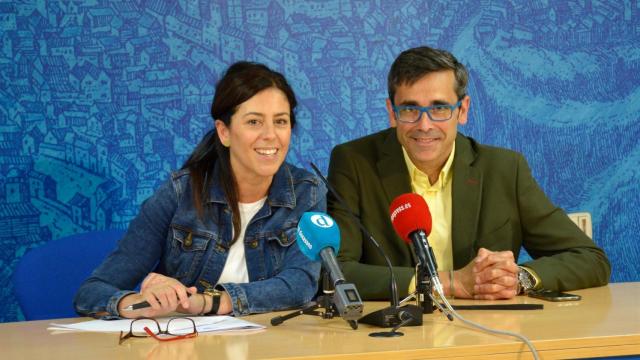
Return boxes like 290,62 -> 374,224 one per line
328,128 -> 610,300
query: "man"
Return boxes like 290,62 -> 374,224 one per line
328,46 -> 610,300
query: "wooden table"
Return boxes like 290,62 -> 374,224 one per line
3,282 -> 639,359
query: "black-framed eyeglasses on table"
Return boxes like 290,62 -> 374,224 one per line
119,317 -> 198,345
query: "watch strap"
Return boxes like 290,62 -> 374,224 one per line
207,290 -> 221,315
200,280 -> 223,315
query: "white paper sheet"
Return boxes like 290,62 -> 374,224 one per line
48,316 -> 265,334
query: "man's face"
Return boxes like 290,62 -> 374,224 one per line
386,70 -> 470,173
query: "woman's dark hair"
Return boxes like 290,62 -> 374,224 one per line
182,61 -> 297,242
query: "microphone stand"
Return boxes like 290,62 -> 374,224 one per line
398,266 -> 454,325
270,272 -> 358,330
356,246 -> 424,330
415,264 -> 435,314
309,162 -> 422,333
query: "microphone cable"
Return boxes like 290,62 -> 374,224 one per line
433,286 -> 540,360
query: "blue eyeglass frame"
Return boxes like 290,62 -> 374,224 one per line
392,100 -> 463,123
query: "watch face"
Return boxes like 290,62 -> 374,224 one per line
519,268 -> 534,290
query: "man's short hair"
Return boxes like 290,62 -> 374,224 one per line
387,46 -> 468,103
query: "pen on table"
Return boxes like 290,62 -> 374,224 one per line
123,293 -> 193,311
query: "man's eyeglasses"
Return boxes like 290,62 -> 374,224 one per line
392,100 -> 462,123
119,317 -> 198,345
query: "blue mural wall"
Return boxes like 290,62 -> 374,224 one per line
1,1 -> 638,322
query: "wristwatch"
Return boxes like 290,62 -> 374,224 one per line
517,266 -> 538,295
201,280 -> 223,315
204,287 -> 222,315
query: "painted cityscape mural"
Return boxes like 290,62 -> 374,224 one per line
1,1 -> 638,322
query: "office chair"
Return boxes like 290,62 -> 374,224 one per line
12,229 -> 124,321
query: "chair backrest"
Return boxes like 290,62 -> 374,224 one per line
12,229 -> 123,321
567,212 -> 593,239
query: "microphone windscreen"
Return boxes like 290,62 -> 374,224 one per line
296,212 -> 341,261
389,193 -> 432,242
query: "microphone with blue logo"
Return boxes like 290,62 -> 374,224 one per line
296,212 -> 364,322
271,212 -> 363,328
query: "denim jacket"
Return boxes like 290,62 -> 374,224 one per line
74,162 -> 325,317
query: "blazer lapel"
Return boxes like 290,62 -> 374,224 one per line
451,134 -> 482,269
377,128 -> 412,204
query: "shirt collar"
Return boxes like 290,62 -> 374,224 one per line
402,141 -> 456,190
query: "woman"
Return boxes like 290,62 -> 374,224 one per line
74,62 -> 325,318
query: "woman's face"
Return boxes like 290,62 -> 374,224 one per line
216,87 -> 292,186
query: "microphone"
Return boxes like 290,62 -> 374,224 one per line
310,163 -> 422,329
387,199 -> 541,356
389,193 -> 444,296
296,212 -> 364,321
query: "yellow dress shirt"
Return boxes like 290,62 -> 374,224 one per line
402,143 -> 455,272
